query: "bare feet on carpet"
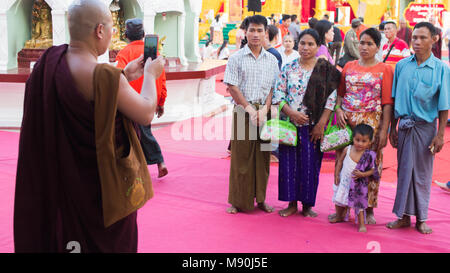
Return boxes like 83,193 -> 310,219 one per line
258,202 -> 274,213
366,208 -> 376,225
328,213 -> 345,223
328,213 -> 337,221
366,215 -> 377,225
157,162 -> 168,178
386,216 -> 411,229
301,206 -> 318,217
416,221 -> 433,234
328,206 -> 346,223
227,204 -> 274,214
227,206 -> 241,214
279,203 -> 298,217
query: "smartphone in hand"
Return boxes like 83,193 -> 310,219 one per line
144,34 -> 158,63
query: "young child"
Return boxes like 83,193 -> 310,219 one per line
329,124 -> 380,232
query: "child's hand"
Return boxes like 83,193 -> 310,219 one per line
352,170 -> 364,179
334,175 -> 340,185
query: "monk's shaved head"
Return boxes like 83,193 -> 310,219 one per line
68,0 -> 112,42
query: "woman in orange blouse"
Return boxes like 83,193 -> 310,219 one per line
330,28 -> 394,224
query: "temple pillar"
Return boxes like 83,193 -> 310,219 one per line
51,9 -> 67,46
177,12 -> 188,65
314,0 -> 328,19
0,0 -> 17,70
46,0 -> 71,44
143,9 -> 156,34
185,0 -> 202,63
393,0 -> 400,21
223,0 -> 229,22
0,9 -> 9,71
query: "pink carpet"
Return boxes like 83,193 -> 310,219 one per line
1,119 -> 450,253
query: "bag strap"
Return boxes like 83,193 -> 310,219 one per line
278,101 -> 286,119
383,39 -> 397,63
278,101 -> 290,122
324,105 -> 338,134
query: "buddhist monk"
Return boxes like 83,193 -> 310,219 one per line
14,0 -> 164,252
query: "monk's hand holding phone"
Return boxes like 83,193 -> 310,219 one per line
123,54 -> 144,82
144,56 -> 164,79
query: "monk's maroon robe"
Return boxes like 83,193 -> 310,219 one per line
14,45 -> 138,253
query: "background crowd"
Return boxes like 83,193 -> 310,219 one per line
202,12 -> 450,67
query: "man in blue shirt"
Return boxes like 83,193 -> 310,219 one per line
387,22 -> 450,234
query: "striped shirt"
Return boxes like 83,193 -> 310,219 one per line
382,37 -> 410,69
224,45 -> 280,104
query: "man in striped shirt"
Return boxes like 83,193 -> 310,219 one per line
382,21 -> 411,68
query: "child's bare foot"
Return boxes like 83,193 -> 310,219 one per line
366,208 -> 376,225
257,202 -> 274,213
358,225 -> 367,233
279,203 -> 298,217
227,206 -> 240,214
302,206 -> 318,217
386,216 -> 411,229
328,213 -> 337,221
328,213 -> 345,223
416,221 -> 432,234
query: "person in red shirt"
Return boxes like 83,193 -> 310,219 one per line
382,21 -> 410,69
356,17 -> 368,39
116,18 -> 168,178
278,14 -> 291,39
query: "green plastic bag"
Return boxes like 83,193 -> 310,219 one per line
320,108 -> 353,152
260,101 -> 298,146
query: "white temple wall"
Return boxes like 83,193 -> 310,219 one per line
1,0 -> 202,70
0,0 -> 23,70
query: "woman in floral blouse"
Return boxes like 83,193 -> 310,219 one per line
330,28 -> 394,224
272,29 -> 341,217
